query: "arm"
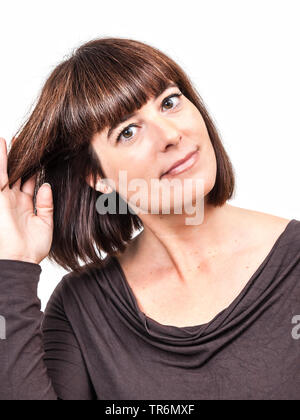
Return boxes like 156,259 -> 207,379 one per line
0,259 -> 95,400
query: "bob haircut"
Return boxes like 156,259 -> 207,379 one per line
6,37 -> 235,273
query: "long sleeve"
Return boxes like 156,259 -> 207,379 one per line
0,260 -> 95,400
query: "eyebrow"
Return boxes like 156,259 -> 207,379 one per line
107,82 -> 179,140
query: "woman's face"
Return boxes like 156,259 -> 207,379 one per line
90,82 -> 217,215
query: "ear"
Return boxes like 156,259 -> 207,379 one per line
85,174 -> 113,194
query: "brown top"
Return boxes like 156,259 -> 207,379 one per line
0,218 -> 300,400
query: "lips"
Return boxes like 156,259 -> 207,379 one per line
161,147 -> 199,178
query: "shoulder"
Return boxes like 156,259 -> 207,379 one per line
228,205 -> 299,254
233,205 -> 294,238
250,211 -> 298,240
46,257 -> 113,309
241,207 -> 300,253
42,257 -> 120,336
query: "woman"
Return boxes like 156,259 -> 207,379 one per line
0,37 -> 299,400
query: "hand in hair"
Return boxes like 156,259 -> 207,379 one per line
0,137 -> 54,265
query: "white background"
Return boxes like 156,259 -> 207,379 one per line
0,0 -> 299,310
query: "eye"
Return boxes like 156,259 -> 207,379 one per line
115,124 -> 138,144
115,91 -> 183,144
162,92 -> 183,111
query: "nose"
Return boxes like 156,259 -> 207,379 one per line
152,115 -> 182,150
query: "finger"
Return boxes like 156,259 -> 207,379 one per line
12,177 -> 22,190
35,183 -> 53,227
0,138 -> 9,190
21,174 -> 37,198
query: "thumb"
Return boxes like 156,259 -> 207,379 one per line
35,183 -> 54,226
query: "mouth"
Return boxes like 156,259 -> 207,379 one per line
160,147 -> 200,179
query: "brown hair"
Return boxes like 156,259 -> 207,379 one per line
6,37 -> 235,273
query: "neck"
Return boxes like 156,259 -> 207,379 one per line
126,202 -> 245,285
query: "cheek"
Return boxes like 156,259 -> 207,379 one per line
199,141 -> 218,191
192,113 -> 214,155
207,142 -> 217,173
119,157 -> 148,181
195,116 -> 210,140
184,103 -> 206,129
98,147 -> 133,179
103,155 -> 151,199
120,145 -> 155,179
